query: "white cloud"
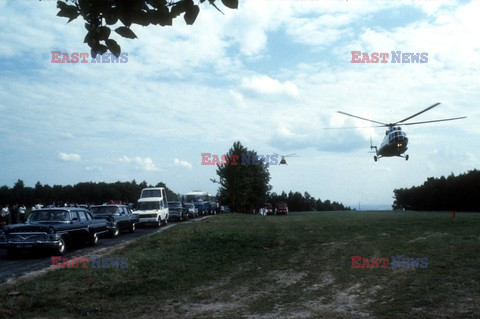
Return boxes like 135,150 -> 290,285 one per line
174,158 -> 193,169
119,156 -> 159,171
241,74 -> 298,97
85,166 -> 103,172
58,152 -> 81,161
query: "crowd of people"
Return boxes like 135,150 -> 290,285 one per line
1,203 -> 40,226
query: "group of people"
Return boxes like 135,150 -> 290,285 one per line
1,204 -> 32,226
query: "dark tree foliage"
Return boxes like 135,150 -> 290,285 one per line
393,169 -> 480,211
0,180 -> 177,206
54,0 -> 239,56
267,191 -> 350,212
216,141 -> 272,213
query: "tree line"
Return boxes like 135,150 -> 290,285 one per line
216,141 -> 350,213
0,180 -> 178,207
393,169 -> 480,211
268,191 -> 350,212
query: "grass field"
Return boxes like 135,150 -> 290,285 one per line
1,211 -> 479,318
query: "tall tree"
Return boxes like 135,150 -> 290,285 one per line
216,141 -> 271,213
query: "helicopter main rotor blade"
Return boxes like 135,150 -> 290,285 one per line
399,116 -> 467,126
283,153 -> 297,157
324,125 -> 385,130
337,111 -> 387,126
393,102 -> 441,125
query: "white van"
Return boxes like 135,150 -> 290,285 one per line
136,187 -> 169,227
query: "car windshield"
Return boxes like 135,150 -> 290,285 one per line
91,206 -> 119,215
28,210 -> 70,222
168,202 -> 182,208
138,202 -> 160,210
141,190 -> 162,198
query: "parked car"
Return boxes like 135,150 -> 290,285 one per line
168,201 -> 188,221
183,202 -> 198,218
0,207 -> 108,256
276,202 -> 289,215
193,200 -> 209,216
220,205 -> 230,213
90,204 -> 139,237
208,201 -> 218,215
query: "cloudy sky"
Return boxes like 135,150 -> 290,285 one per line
1,0 -> 478,209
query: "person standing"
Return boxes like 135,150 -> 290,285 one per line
1,205 -> 9,226
19,204 -> 26,223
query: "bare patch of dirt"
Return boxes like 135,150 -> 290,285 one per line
144,267 -> 377,319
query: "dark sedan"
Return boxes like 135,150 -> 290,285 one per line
168,201 -> 188,221
90,205 -> 139,237
0,207 -> 108,256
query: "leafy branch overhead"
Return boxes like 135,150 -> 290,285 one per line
56,0 -> 239,57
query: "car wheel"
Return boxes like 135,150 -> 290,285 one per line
155,218 -> 161,228
129,223 -> 135,233
89,233 -> 98,246
56,237 -> 67,255
111,226 -> 120,238
164,216 -> 168,225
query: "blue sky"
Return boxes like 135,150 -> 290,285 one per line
1,0 -> 479,209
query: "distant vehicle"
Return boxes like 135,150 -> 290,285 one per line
208,201 -> 218,215
193,200 -> 209,216
136,187 -> 169,227
220,205 -> 230,214
168,201 -> 188,222
264,203 -> 274,215
276,202 -> 289,215
273,153 -> 299,165
183,202 -> 198,218
0,208 -> 108,256
90,204 -> 139,237
185,190 -> 215,216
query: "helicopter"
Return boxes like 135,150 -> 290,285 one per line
273,153 -> 299,165
337,103 -> 466,162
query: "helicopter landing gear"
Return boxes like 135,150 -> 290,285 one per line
374,156 -> 378,162
405,154 -> 409,161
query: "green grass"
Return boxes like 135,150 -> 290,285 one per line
1,211 -> 479,318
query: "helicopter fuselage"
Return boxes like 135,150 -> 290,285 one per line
375,126 -> 409,158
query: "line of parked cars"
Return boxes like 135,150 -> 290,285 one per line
0,187 -> 218,257
0,204 -> 141,257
